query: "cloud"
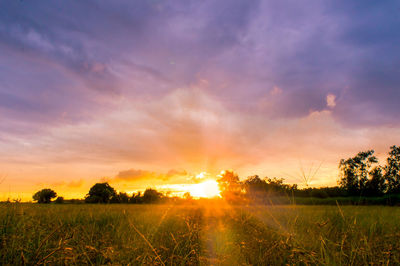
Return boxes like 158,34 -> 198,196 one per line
166,169 -> 188,178
1,0 -> 400,132
270,86 -> 283,96
67,179 -> 85,188
114,168 -> 189,183
115,169 -> 159,182
326,94 -> 336,108
41,179 -> 84,189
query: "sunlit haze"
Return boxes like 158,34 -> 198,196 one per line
1,1 -> 400,201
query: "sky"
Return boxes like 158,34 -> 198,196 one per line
1,0 -> 400,200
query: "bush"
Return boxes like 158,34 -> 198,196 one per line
55,197 -> 64,204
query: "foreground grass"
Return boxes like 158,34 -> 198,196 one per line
1,203 -> 400,265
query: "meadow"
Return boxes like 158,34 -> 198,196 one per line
1,203 -> 400,265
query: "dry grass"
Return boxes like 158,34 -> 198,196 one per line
1,203 -> 399,265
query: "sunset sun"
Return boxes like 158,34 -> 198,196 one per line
188,179 -> 220,198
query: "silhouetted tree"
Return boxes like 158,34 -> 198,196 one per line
119,192 -> 130,203
362,166 -> 386,196
110,192 -> 130,203
143,188 -> 163,203
217,170 -> 245,203
130,192 -> 143,203
244,175 -> 267,202
33,188 -> 57,203
384,145 -> 400,194
245,175 -> 265,188
85,182 -> 117,203
339,150 -> 378,195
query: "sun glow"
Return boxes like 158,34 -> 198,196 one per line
188,179 -> 220,198
155,172 -> 221,199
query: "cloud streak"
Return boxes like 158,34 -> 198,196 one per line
115,169 -> 188,182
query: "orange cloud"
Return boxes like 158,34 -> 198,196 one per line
67,179 -> 84,188
114,168 -> 188,183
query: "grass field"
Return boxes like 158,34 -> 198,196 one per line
1,203 -> 400,265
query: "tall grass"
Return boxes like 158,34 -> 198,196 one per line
1,203 -> 399,265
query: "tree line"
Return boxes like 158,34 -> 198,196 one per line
31,145 -> 400,205
31,184 -> 166,204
